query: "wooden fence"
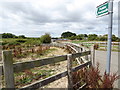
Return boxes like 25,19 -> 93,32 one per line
0,43 -> 94,89
79,42 -> 119,50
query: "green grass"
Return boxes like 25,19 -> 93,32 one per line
14,68 -> 55,88
98,48 -> 120,52
44,48 -> 57,54
1,38 -> 41,46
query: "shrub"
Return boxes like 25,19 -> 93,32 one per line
24,39 -> 41,46
7,41 -> 21,46
40,33 -> 51,44
72,63 -> 120,89
94,44 -> 99,50
16,40 -> 26,43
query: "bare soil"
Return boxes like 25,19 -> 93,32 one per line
41,47 -> 68,88
14,47 -> 68,63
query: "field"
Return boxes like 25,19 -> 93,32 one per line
1,38 -> 41,46
1,44 -> 69,88
0,38 -> 69,88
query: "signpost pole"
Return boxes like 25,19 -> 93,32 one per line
106,0 -> 113,74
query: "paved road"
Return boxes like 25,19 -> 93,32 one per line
95,50 -> 119,88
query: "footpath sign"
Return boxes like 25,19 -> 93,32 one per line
96,0 -> 113,74
96,1 -> 109,17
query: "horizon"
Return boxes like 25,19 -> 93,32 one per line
1,32 -> 119,38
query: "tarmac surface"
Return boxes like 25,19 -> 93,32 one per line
95,50 -> 119,88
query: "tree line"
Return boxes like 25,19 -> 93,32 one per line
1,32 -> 120,42
1,33 -> 26,39
1,33 -> 51,46
61,31 -> 120,41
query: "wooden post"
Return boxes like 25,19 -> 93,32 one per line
84,50 -> 88,61
91,45 -> 95,66
67,54 -> 73,90
2,50 -> 15,88
0,47 -> 2,88
0,68 -> 2,89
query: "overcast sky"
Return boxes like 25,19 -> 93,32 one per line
0,0 -> 119,37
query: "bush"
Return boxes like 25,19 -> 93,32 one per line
16,40 -> 26,43
18,35 -> 26,39
72,63 -> 120,89
24,39 -> 41,46
94,44 -> 99,50
2,33 -> 16,38
40,33 -> 51,44
7,41 -> 21,46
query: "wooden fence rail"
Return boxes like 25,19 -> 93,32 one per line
20,61 -> 91,90
0,51 -> 90,76
0,43 -> 94,89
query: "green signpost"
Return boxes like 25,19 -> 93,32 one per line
97,1 -> 109,17
97,0 -> 114,74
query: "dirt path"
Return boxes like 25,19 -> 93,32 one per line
41,47 -> 68,88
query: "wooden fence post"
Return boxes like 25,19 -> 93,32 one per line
67,54 -> 73,90
0,68 -> 2,89
2,50 -> 15,88
0,47 -> 2,88
91,45 -> 95,66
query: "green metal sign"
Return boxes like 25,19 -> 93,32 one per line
97,1 -> 109,17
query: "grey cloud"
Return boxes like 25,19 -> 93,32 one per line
0,0 -> 118,37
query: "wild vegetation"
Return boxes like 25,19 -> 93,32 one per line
1,33 -> 51,46
73,63 -> 120,89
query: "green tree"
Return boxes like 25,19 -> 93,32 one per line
76,34 -> 88,40
68,36 -> 77,40
99,36 -> 107,41
18,35 -> 26,39
61,31 -> 76,38
2,33 -> 16,38
112,34 -> 118,41
40,33 -> 51,43
88,34 -> 98,41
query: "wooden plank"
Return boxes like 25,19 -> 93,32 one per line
2,50 -> 15,88
0,65 -> 3,88
72,61 -> 92,72
19,71 -> 68,90
67,54 -> 73,89
72,51 -> 91,59
67,45 -> 78,53
0,55 -> 65,75
0,65 -> 3,76
19,61 -> 91,90
13,55 -> 67,73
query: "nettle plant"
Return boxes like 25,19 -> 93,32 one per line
72,63 -> 120,89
